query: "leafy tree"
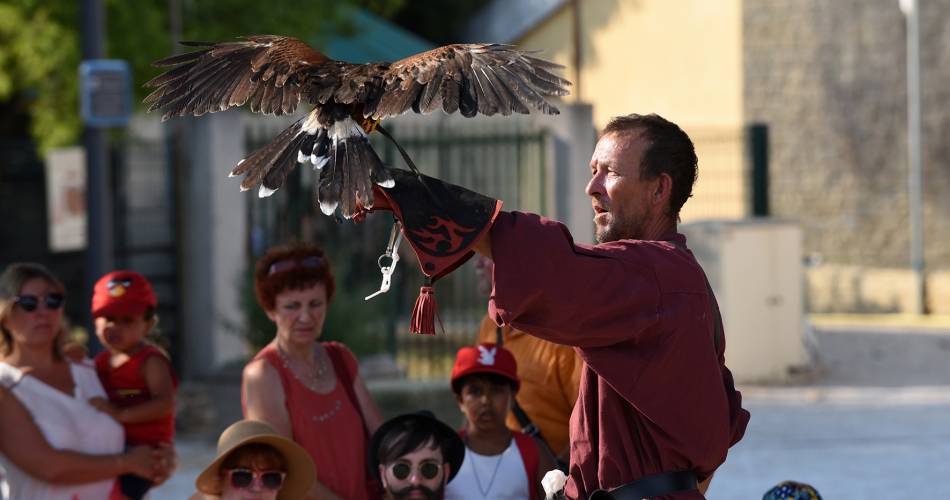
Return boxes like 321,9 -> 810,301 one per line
0,0 -> 403,153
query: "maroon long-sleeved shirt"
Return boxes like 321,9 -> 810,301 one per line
488,212 -> 750,500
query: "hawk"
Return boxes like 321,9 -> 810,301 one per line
144,35 -> 571,218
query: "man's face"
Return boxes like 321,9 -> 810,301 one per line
585,130 -> 659,243
380,442 -> 448,500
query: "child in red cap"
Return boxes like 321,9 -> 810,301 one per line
89,270 -> 177,500
445,343 -> 553,500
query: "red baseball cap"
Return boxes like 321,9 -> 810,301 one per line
451,343 -> 519,393
91,270 -> 157,318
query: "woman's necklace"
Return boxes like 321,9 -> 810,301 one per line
472,449 -> 505,498
276,343 -> 328,391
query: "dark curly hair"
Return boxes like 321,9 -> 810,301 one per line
254,243 -> 336,312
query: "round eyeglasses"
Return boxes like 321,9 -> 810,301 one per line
389,460 -> 442,481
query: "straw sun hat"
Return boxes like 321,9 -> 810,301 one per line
196,420 -> 315,499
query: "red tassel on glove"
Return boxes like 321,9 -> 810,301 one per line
410,285 -> 443,335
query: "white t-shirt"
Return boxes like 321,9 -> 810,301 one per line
444,438 -> 530,500
0,361 -> 124,499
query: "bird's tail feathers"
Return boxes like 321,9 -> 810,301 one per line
229,119 -> 306,197
316,117 -> 389,218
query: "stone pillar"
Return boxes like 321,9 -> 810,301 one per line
182,111 -> 248,377
539,103 -> 596,243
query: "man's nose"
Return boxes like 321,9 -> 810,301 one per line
586,172 -> 603,197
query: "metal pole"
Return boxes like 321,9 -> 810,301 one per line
81,0 -> 111,351
900,0 -> 926,314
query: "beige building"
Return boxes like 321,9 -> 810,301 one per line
468,0 -> 950,314
468,0 -> 749,222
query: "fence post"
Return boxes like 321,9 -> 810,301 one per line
182,111 -> 248,377
747,123 -> 770,217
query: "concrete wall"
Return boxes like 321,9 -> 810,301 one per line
743,0 -> 950,273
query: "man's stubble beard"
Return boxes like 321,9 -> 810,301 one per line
595,210 -> 643,243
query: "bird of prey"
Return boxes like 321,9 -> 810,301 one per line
144,35 -> 571,219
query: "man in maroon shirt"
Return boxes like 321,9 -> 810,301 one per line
469,113 -> 750,499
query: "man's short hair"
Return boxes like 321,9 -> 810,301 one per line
376,416 -> 450,466
602,113 -> 698,218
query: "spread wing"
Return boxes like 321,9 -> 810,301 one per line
143,35 -> 330,120
361,43 -> 572,120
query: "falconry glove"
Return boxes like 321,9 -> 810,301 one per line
361,168 -> 501,335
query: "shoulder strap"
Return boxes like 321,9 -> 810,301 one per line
513,433 -> 540,500
326,343 -> 368,439
0,363 -> 23,389
496,327 -> 564,472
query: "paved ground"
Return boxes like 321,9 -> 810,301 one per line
150,323 -> 950,499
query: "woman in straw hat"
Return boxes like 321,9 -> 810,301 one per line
191,419 -> 315,500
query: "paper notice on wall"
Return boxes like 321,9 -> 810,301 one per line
45,147 -> 87,252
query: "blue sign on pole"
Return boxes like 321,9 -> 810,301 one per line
79,59 -> 132,128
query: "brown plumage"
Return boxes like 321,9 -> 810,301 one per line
144,35 -> 571,218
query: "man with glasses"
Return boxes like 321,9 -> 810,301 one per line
369,411 -> 465,500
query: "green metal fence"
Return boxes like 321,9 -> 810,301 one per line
244,115 -> 548,379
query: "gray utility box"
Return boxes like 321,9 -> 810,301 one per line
681,219 -> 808,384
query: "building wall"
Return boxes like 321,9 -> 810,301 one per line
743,0 -> 950,271
515,0 -> 749,220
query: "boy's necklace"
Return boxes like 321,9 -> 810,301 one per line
471,448 -> 506,497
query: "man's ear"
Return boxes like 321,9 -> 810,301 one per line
442,463 -> 451,486
378,465 -> 388,488
652,173 -> 673,211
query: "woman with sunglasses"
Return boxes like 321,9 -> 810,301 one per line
0,262 -> 173,499
241,243 -> 384,500
192,419 -> 315,500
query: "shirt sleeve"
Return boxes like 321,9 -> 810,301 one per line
488,211 -> 662,348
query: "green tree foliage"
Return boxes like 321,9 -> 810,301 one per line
0,0 -> 403,153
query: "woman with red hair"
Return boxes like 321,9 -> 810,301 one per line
241,243 -> 383,500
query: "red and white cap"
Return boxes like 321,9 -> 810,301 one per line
91,270 -> 157,318
450,343 -> 519,392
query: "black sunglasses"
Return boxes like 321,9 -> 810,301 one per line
13,293 -> 65,312
390,460 -> 442,481
226,468 -> 286,491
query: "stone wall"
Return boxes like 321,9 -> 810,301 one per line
743,0 -> 950,274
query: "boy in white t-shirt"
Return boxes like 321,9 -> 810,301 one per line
445,343 -> 554,500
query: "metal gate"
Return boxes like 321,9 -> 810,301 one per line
245,114 -> 549,378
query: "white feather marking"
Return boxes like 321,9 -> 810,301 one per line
328,118 -> 365,141
312,156 -> 329,170
239,184 -> 251,192
376,178 -> 395,188
302,112 -> 322,134
229,159 -> 246,177
259,185 -> 277,198
297,150 -> 308,163
319,199 -> 338,215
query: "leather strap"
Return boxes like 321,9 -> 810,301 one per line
588,470 -> 698,500
495,327 -> 568,472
